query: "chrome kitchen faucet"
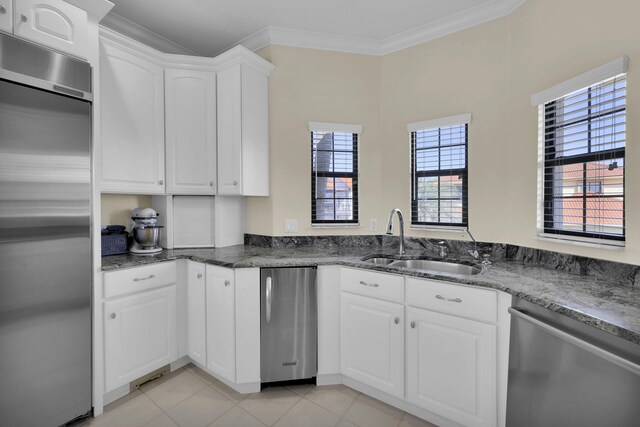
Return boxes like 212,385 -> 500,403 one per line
386,208 -> 406,255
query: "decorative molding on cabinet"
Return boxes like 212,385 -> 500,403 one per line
65,0 -> 113,20
101,11 -> 197,55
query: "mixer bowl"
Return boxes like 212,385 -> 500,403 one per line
133,226 -> 163,249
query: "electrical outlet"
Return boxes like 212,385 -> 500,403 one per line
285,219 -> 298,233
370,218 -> 378,231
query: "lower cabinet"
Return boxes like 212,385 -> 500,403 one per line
340,292 -> 405,398
205,265 -> 236,382
186,261 -> 206,366
104,285 -> 177,392
407,307 -> 497,427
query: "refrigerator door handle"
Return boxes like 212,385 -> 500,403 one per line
266,276 -> 273,324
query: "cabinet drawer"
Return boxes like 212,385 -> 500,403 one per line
341,268 -> 404,303
104,262 -> 177,299
406,278 -> 497,323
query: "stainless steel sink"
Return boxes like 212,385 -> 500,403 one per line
362,256 -> 481,276
364,257 -> 396,265
390,259 -> 481,276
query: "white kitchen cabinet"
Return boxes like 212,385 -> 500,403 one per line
12,0 -> 88,59
205,264 -> 236,382
165,67 -> 217,195
407,307 -> 497,427
216,63 -> 270,196
104,285 -> 177,392
99,36 -> 165,194
0,1 -> 12,34
340,292 -> 405,398
186,261 -> 206,366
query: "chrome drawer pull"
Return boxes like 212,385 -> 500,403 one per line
133,274 -> 155,282
359,280 -> 379,288
394,317 -> 399,325
436,294 -> 462,303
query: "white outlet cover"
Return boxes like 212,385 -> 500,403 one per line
285,219 -> 298,232
370,219 -> 378,231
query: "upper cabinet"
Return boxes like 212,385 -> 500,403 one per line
99,35 -> 166,194
217,58 -> 273,196
12,0 -> 88,59
0,1 -> 13,34
165,67 -> 217,195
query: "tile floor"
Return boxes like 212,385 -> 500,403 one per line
79,364 -> 438,427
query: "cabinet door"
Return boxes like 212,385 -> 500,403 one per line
205,265 -> 236,382
14,0 -> 88,59
104,285 -> 177,392
0,1 -> 12,34
216,64 -> 242,195
99,40 -> 165,194
340,292 -> 404,398
407,307 -> 497,427
186,262 -> 206,366
165,68 -> 217,195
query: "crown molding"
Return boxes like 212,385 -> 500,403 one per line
101,12 -> 198,56
237,0 -> 526,57
238,26 -> 381,56
211,45 -> 275,76
380,0 -> 526,55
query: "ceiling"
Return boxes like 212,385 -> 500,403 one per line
103,0 -> 526,57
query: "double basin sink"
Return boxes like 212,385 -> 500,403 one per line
362,256 -> 482,276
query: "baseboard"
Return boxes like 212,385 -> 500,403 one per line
171,355 -> 191,371
103,384 -> 129,407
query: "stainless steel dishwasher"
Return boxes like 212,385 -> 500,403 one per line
506,298 -> 640,427
260,267 -> 317,383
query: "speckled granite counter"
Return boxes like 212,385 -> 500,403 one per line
102,244 -> 640,345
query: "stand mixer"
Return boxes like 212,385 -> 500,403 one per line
130,208 -> 164,254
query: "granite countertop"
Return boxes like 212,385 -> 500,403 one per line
102,244 -> 640,345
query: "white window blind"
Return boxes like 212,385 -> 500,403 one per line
310,123 -> 360,224
538,73 -> 626,243
408,115 -> 470,226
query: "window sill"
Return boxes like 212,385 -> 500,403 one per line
410,225 -> 467,233
534,233 -> 625,250
311,223 -> 360,229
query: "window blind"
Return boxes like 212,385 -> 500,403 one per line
541,74 -> 626,242
311,129 -> 359,224
410,120 -> 468,226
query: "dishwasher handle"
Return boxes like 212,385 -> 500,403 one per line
266,276 -> 273,324
508,307 -> 640,375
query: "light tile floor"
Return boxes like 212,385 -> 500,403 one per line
78,365 -> 438,427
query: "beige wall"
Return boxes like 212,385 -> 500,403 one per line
247,0 -> 640,263
101,194 -> 152,226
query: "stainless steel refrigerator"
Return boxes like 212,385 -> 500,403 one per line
260,267 -> 317,383
0,34 -> 93,426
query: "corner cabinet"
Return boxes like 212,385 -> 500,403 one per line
11,0 -> 88,59
186,261 -> 206,366
99,35 -> 165,194
165,67 -> 217,195
217,62 -> 272,196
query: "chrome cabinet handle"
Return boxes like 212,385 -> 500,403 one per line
359,280 -> 379,288
394,317 -> 399,325
224,279 -> 230,287
159,179 -> 164,185
0,6 -> 6,14
436,294 -> 462,303
410,321 -> 416,328
133,274 -> 155,282
110,313 -> 116,319
265,276 -> 272,324
197,273 -> 202,279
233,180 -> 238,186
209,181 -> 214,186
21,14 -> 27,22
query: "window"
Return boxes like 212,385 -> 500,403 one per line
533,57 -> 627,243
408,114 -> 470,227
309,122 -> 360,225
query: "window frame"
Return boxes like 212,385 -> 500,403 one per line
309,124 -> 360,225
408,115 -> 470,228
541,78 -> 626,242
